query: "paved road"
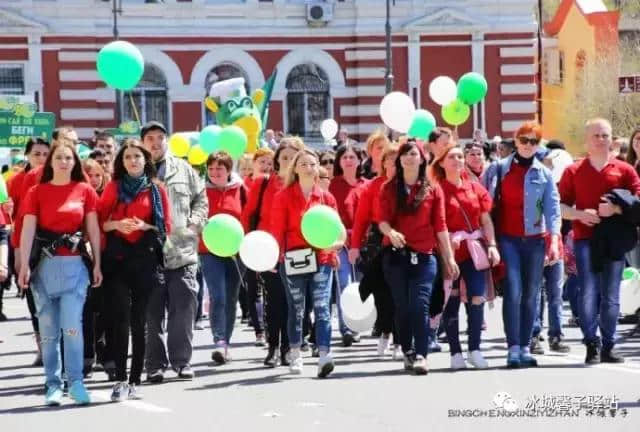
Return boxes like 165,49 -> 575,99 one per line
1,293 -> 639,432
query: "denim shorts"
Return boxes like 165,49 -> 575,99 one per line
31,256 -> 89,313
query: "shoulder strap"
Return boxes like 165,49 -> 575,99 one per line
250,176 -> 270,230
450,192 -> 474,233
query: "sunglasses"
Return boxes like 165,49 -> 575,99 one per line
517,137 -> 540,146
320,159 -> 334,166
319,176 -> 330,181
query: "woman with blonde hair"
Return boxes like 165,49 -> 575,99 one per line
271,148 -> 343,377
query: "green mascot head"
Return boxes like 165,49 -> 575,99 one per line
204,77 -> 264,154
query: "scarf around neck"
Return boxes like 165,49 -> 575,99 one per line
118,174 -> 166,238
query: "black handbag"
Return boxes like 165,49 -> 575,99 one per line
249,176 -> 270,231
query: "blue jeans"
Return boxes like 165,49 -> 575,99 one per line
443,259 -> 487,354
336,248 -> 360,335
574,240 -> 624,350
532,260 -> 565,338
563,273 -> 580,319
280,265 -> 333,352
382,251 -> 437,357
200,254 -> 242,345
499,235 -> 545,349
31,256 -> 89,389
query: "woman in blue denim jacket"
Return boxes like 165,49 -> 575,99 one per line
482,121 -> 562,368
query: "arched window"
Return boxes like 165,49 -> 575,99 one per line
286,63 -> 330,138
121,63 -> 168,127
204,63 -> 249,126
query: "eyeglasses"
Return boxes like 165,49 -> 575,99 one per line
517,137 -> 540,146
320,159 -> 334,166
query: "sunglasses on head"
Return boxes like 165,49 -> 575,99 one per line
321,159 -> 334,165
517,136 -> 540,146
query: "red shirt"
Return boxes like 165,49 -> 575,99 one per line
12,166 -> 44,248
22,181 -> 98,256
243,176 -> 254,190
98,180 -> 172,245
241,175 -> 284,232
440,179 -> 492,262
328,176 -> 368,232
350,176 -> 388,249
377,179 -> 447,254
7,169 -> 26,219
199,182 -> 246,253
559,157 -> 640,240
270,183 -> 338,265
498,162 -> 527,237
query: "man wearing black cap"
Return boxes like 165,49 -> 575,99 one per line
140,121 -> 209,382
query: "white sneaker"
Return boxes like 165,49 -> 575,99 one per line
317,354 -> 335,378
468,350 -> 489,369
128,384 -> 143,400
392,345 -> 403,361
224,347 -> 232,363
290,357 -> 304,374
413,355 -> 428,375
377,337 -> 390,358
110,382 -> 129,402
450,353 -> 467,370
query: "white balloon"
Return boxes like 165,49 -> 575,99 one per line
239,230 -> 280,272
320,119 -> 338,140
379,91 -> 415,133
340,282 -> 377,333
429,76 -> 458,106
546,149 -> 574,183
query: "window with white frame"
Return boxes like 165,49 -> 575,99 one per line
0,65 -> 25,95
286,63 -> 330,138
204,63 -> 250,126
121,63 -> 168,127
542,48 -> 564,86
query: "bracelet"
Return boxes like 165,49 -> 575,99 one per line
487,244 -> 497,248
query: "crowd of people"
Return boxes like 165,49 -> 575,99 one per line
0,117 -> 638,406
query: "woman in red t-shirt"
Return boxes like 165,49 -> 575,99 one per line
377,141 -> 459,375
18,140 -> 102,406
241,137 -> 304,367
430,145 -> 500,370
243,147 -> 274,190
349,143 -> 400,358
329,143 -> 368,346
199,151 -> 247,365
98,138 -> 171,402
272,148 -> 344,378
6,138 -> 50,364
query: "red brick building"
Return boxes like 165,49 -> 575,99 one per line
0,0 -> 538,142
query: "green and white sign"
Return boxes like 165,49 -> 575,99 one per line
0,109 -> 55,148
105,121 -> 140,142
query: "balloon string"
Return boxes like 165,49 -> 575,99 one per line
129,92 -> 141,124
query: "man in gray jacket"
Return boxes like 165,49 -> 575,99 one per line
141,121 -> 209,382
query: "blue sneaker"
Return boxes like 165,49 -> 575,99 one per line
519,350 -> 538,367
45,386 -> 63,406
507,351 -> 521,369
69,381 -> 91,405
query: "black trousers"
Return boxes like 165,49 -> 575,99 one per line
105,254 -> 162,385
245,271 -> 263,335
261,271 -> 288,351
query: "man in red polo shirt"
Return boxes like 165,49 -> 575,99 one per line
559,118 -> 640,365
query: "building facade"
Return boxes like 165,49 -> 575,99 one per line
0,0 -> 538,142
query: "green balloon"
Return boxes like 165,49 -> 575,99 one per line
200,125 -> 222,154
203,214 -> 245,257
457,72 -> 488,105
218,126 -> 247,160
0,176 -> 8,204
97,41 -> 145,91
622,267 -> 638,281
441,99 -> 471,126
76,143 -> 92,160
407,109 -> 436,140
301,205 -> 342,249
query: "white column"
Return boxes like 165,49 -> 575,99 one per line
471,31 -> 485,132
25,34 -> 43,109
408,32 -> 421,107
